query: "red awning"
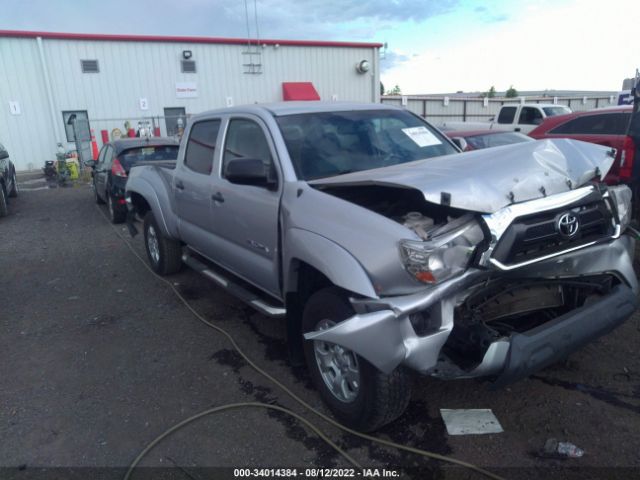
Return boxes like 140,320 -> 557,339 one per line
282,82 -> 320,101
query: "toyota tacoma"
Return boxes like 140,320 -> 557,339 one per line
125,102 -> 638,431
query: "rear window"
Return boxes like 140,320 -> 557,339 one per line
465,132 -> 533,150
276,109 -> 456,180
550,112 -> 631,135
542,106 -> 571,116
119,145 -> 179,169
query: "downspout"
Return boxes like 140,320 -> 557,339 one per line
36,36 -> 63,145
371,46 -> 380,103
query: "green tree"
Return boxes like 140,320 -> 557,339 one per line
487,86 -> 496,98
380,82 -> 385,96
387,84 -> 402,95
505,85 -> 518,98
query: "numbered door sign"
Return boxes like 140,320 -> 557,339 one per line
139,98 -> 149,110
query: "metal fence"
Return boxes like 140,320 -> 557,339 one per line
380,95 -> 619,126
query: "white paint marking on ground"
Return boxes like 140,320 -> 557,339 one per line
18,186 -> 50,191
20,178 -> 47,185
440,409 -> 504,435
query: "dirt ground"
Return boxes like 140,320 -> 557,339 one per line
1,175 -> 639,480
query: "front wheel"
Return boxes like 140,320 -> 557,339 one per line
302,287 -> 411,432
143,211 -> 182,275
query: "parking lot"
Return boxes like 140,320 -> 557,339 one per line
2,179 -> 640,480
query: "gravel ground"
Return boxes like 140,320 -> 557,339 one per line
1,177 -> 639,480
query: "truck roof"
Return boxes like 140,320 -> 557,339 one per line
190,101 -> 401,121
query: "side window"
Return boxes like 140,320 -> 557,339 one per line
497,107 -> 517,124
222,119 -> 273,177
103,146 -> 115,168
184,119 -> 221,174
96,146 -> 108,166
550,113 -> 631,135
518,107 -> 543,125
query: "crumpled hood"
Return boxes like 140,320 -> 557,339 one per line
310,139 -> 615,213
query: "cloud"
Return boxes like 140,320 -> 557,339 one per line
380,50 -> 410,72
0,0 -> 458,41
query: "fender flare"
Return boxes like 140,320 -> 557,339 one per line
284,228 -> 378,299
126,177 -> 177,238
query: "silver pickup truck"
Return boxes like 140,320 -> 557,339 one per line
125,102 -> 638,431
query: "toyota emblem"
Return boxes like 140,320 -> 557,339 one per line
557,212 -> 580,238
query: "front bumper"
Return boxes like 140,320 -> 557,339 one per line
304,234 -> 638,378
490,284 -> 637,387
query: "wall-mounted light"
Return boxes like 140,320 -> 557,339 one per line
356,59 -> 370,74
182,50 -> 193,59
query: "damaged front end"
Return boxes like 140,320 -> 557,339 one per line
305,167 -> 638,386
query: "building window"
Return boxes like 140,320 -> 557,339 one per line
80,59 -> 100,73
181,60 -> 197,73
62,110 -> 90,142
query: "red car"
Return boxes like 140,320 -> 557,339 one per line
529,106 -> 634,186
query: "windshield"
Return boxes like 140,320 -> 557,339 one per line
119,145 -> 179,169
465,132 -> 533,150
543,106 -> 572,116
276,109 -> 457,180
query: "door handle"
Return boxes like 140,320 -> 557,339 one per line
514,127 -> 521,132
211,192 -> 225,203
175,181 -> 185,190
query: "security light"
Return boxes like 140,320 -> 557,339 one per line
182,50 -> 193,59
356,59 -> 370,74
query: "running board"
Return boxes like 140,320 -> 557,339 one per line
181,252 -> 286,318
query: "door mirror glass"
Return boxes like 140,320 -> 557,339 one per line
0,150 -> 8,160
224,158 -> 276,189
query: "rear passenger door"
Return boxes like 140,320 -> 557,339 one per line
94,145 -> 113,199
517,107 -> 544,133
208,116 -> 282,298
174,119 -> 222,258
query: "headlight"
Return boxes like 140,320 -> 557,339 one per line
608,184 -> 632,231
400,214 -> 485,284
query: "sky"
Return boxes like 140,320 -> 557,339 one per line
1,0 -> 638,94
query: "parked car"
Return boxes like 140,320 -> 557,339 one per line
125,102 -> 637,432
445,129 -> 533,151
0,142 -> 18,217
529,106 -> 633,187
442,103 -> 571,134
90,138 -> 179,223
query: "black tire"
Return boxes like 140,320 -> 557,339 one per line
0,185 -> 8,217
94,180 -> 105,204
8,171 -> 18,198
143,211 -> 182,275
302,287 -> 411,432
107,194 -> 126,224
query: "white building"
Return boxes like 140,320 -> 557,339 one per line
0,30 -> 381,171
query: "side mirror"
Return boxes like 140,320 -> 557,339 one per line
225,157 -> 277,190
450,137 -> 468,151
0,150 -> 8,160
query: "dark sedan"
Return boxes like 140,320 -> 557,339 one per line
91,138 -> 179,223
0,142 -> 18,217
445,129 -> 533,151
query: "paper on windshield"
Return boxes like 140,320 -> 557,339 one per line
402,126 -> 442,147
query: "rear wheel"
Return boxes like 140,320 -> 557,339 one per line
8,171 -> 18,197
0,185 -> 8,217
107,194 -> 126,224
302,287 -> 411,432
143,211 -> 182,275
